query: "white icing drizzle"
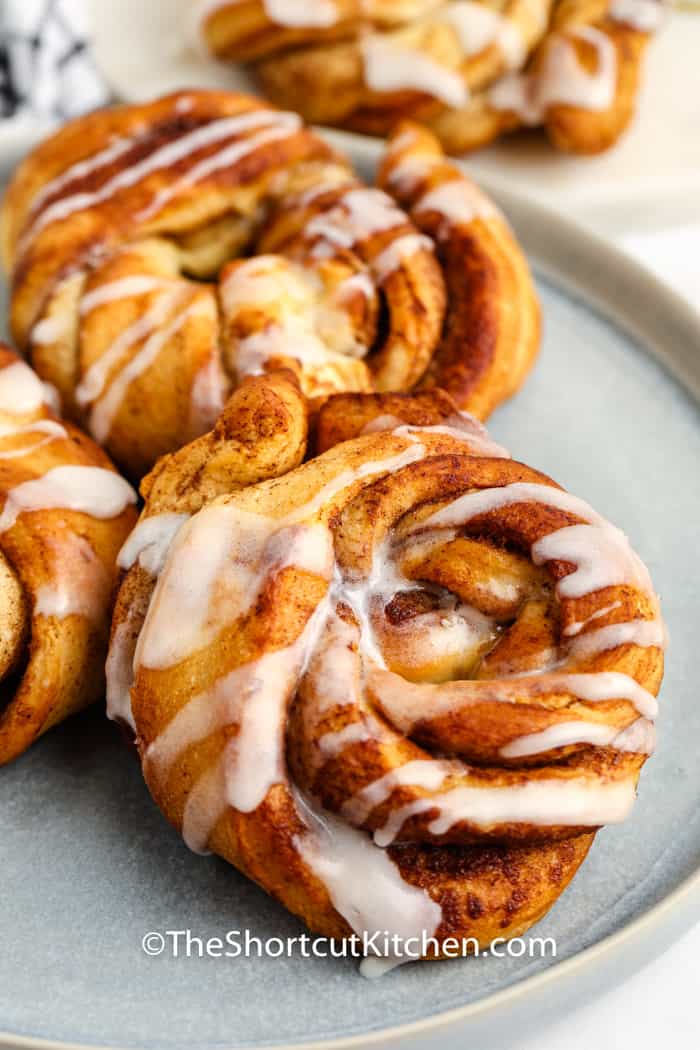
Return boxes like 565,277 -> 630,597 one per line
294,789 -> 442,969
136,505 -> 334,670
189,352 -> 230,435
318,721 -> 373,761
22,110 -> 301,249
138,112 -> 301,223
29,314 -> 72,346
221,255 -> 369,378
566,618 -> 667,659
307,187 -> 408,253
415,178 -> 499,229
90,293 -> 214,444
80,276 -> 169,315
361,35 -> 469,108
608,0 -> 665,31
124,430 -> 663,968
0,360 -> 58,415
372,774 -> 636,846
75,286 -> 184,408
359,413 -> 508,460
33,533 -> 111,622
106,617 -> 139,730
0,464 -> 135,533
369,666 -> 658,732
500,716 -> 655,759
197,0 -> 339,29
263,0 -> 339,26
118,513 -> 191,576
0,420 -> 67,459
370,233 -> 434,284
490,27 -> 617,122
445,1 -> 526,70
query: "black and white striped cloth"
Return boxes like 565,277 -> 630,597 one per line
0,0 -> 108,123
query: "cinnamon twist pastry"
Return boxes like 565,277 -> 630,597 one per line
219,0 -> 665,155
0,344 -> 136,765
1,90 -> 539,478
198,0 -> 444,61
109,386 -> 664,967
377,121 -> 540,417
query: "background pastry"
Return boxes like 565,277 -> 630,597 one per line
0,344 -> 136,765
199,0 -> 665,155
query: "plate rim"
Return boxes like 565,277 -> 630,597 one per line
2,133 -> 699,1050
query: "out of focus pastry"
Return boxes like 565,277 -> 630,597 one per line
199,0 -> 666,155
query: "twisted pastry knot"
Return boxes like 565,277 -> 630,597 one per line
216,0 -> 665,155
110,383 -> 664,964
1,90 -> 538,478
0,343 -> 136,765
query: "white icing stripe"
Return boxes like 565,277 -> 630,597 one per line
118,513 -> 191,575
198,0 -> 340,29
609,0 -> 665,31
22,110 -> 299,248
27,135 -> 135,220
106,615 -> 139,731
0,465 -> 135,533
373,776 -> 636,846
80,276 -> 169,315
295,788 -> 441,962
30,314 -> 72,346
0,420 -> 67,459
307,187 -> 408,253
416,480 -> 654,604
76,287 -> 182,408
415,178 -> 499,227
369,666 -> 658,733
490,27 -> 617,122
0,360 -> 57,414
318,722 -> 373,761
391,419 -> 510,459
567,619 -> 666,659
532,522 -> 653,599
263,0 -> 339,26
33,535 -> 110,623
445,1 -> 526,69
500,717 -> 655,758
361,36 -> 469,108
138,115 -> 301,222
370,234 -> 434,284
89,295 -> 213,444
418,481 -> 605,530
137,506 -> 334,670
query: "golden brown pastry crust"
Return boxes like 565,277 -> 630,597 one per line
0,91 -> 454,478
200,0 -> 444,61
377,122 -> 540,418
110,385 -> 662,956
0,343 -> 136,765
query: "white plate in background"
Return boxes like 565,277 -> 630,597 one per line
86,1 -> 700,236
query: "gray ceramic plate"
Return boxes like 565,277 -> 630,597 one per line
1,134 -> 700,1050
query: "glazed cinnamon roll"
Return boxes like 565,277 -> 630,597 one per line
0,344 -> 136,765
109,387 -> 664,967
377,121 -> 540,418
238,0 -> 664,155
198,0 -> 444,61
1,90 -> 539,478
